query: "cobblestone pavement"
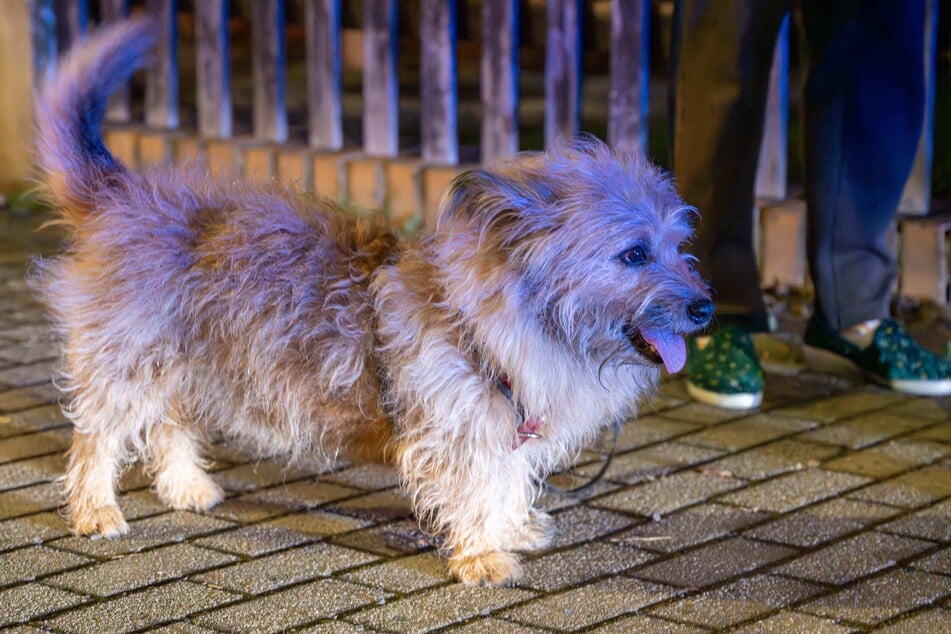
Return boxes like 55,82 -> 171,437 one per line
0,214 -> 949,633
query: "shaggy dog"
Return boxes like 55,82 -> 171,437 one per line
33,20 -> 713,585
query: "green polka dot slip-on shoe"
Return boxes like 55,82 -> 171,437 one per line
685,326 -> 764,409
803,316 -> 951,396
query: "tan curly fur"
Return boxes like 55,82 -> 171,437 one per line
33,20 -> 713,585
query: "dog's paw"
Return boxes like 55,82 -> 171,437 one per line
71,504 -> 129,539
513,510 -> 555,552
154,468 -> 224,512
449,551 -> 522,586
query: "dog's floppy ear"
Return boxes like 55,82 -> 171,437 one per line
435,169 -> 554,248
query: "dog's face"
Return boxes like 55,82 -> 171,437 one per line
434,140 -> 712,374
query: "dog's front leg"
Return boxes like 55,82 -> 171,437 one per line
397,394 -> 537,586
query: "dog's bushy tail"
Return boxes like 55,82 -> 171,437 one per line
35,18 -> 155,225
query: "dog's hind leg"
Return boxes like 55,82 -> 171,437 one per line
146,406 -> 223,512
63,427 -> 129,538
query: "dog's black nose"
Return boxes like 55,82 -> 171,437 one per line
687,299 -> 715,325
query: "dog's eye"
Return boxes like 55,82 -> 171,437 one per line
619,246 -> 649,266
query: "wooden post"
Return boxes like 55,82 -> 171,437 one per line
544,0 -> 581,148
608,0 -> 649,155
363,0 -> 399,157
145,0 -> 179,129
305,0 -> 343,150
252,0 -> 288,143
755,14 -> 789,202
420,0 -> 458,164
899,0 -> 937,215
196,0 -> 232,138
101,0 -> 131,122
481,0 -> 519,161
0,0 -> 40,191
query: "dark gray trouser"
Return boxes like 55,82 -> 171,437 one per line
670,0 -> 926,332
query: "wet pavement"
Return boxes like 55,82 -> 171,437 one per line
0,211 -> 948,633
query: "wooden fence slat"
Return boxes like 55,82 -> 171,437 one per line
197,0 -> 232,138
252,0 -> 288,143
544,0 -> 581,148
420,0 -> 458,164
305,0 -> 342,150
363,0 -> 399,157
900,0 -> 938,215
145,0 -> 179,129
481,0 -> 519,161
608,0 -> 649,155
54,0 -> 88,53
101,0 -> 130,122
30,0 -> 57,89
754,14 -> 789,201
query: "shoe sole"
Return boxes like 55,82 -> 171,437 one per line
686,381 -> 762,410
802,344 -> 951,397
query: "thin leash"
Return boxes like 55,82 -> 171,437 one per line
496,377 -> 619,498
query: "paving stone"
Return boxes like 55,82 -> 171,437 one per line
880,398 -> 950,423
801,410 -> 939,448
610,503 -> 769,553
194,578 -> 388,632
324,462 -> 401,490
148,623 -> 219,634
576,442 -> 725,484
195,542 -> 378,594
0,360 -> 58,388
297,622 -> 386,634
775,531 -> 933,585
342,552 -> 451,592
194,522 -> 317,557
326,489 -> 414,522
908,548 -> 951,575
701,439 -> 841,481
0,384 -> 60,412
876,608 -> 951,633
729,610 -> 853,633
349,583 -> 536,633
633,537 -> 796,589
610,415 -> 700,451
800,568 -> 951,625
907,423 -> 951,444
745,497 -> 901,548
879,498 -> 951,542
660,402 -> 751,425
52,511 -> 233,558
545,505 -> 635,549
0,454 -> 64,489
46,542 -> 237,597
0,481 -> 61,517
267,508 -> 373,538
439,617 -> 541,633
520,541 -> 656,592
0,403 -> 68,437
331,519 -> 440,557
238,479 -> 360,511
0,340 -> 58,364
502,576 -> 678,631
43,580 -> 238,633
824,440 -> 946,479
0,545 -> 90,587
592,470 -> 746,518
212,462 -> 323,494
647,574 -> 822,629
0,583 -> 87,626
206,493 -> 293,523
774,390 -> 908,424
719,469 -> 871,513
0,512 -> 70,551
585,614 -> 707,633
681,413 -> 816,452
849,465 -> 951,509
0,429 -> 69,464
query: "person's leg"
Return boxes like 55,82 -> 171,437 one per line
801,0 -> 926,330
670,0 -> 792,332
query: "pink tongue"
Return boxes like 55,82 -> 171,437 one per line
640,328 -> 686,374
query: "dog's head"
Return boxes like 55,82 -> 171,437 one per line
433,137 -> 713,374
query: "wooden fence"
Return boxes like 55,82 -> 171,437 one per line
3,0 -> 947,301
